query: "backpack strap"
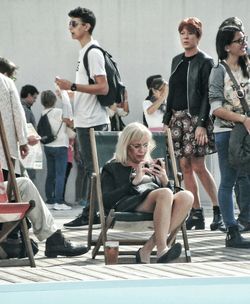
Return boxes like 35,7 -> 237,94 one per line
83,45 -> 105,84
45,108 -> 63,137
44,108 -> 53,116
55,120 -> 63,137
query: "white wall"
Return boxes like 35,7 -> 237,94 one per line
0,0 -> 248,204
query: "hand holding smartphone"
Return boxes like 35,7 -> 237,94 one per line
153,159 -> 163,171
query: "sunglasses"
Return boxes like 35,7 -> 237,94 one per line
232,36 -> 248,45
69,20 -> 85,28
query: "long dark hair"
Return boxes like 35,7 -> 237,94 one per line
216,26 -> 249,78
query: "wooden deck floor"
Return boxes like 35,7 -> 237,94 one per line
1,207 -> 250,283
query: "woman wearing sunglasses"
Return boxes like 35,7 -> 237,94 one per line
101,122 -> 193,263
209,23 -> 250,248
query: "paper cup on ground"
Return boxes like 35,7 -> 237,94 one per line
104,241 -> 119,265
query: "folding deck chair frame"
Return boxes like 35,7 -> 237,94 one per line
0,112 -> 35,267
88,128 -> 191,263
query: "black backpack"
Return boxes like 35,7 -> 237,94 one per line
83,45 -> 125,107
37,109 -> 62,144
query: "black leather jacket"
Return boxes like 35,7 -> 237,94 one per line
163,51 -> 214,127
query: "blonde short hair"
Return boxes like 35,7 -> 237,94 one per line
115,122 -> 155,165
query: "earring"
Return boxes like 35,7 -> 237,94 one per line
226,49 -> 230,52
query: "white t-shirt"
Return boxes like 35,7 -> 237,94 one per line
43,108 -> 69,148
73,39 -> 109,128
143,99 -> 164,130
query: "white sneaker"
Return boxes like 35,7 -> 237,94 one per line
53,203 -> 72,211
46,203 -> 55,210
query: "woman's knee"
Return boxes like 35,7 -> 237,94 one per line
155,188 -> 173,202
175,190 -> 194,208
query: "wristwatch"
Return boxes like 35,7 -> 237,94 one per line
71,83 -> 77,91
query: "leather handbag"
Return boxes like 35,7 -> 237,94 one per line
221,62 -> 250,172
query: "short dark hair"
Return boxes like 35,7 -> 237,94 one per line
151,78 -> 165,90
0,57 -> 17,77
146,75 -> 162,89
178,17 -> 202,38
20,85 -> 39,98
68,7 -> 96,34
41,90 -> 57,108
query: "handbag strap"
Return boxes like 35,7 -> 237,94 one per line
221,61 -> 250,116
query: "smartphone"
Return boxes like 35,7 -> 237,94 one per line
155,159 -> 162,166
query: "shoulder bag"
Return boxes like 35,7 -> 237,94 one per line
221,62 -> 250,172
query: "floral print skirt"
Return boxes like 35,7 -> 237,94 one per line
169,110 -> 216,158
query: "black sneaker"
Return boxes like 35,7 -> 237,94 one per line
45,230 -> 88,258
63,212 -> 101,230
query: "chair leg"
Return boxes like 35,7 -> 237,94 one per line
87,176 -> 96,250
0,221 -> 20,243
20,219 -> 36,267
92,212 -> 115,259
181,223 -> 191,262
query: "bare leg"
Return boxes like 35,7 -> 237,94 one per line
136,188 -> 173,257
169,190 -> 194,233
180,157 -> 201,209
135,188 -> 193,262
191,157 -> 218,207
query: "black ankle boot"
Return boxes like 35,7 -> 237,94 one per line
210,206 -> 224,231
226,225 -> 250,248
186,208 -> 205,230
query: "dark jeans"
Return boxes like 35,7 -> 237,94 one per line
44,146 -> 68,204
215,131 -> 237,228
76,124 -> 108,210
63,162 -> 73,200
75,159 -> 89,202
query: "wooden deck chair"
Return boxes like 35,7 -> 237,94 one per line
88,128 -> 191,262
0,112 -> 35,267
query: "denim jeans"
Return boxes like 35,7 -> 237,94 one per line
215,131 -> 238,227
44,146 -> 68,204
76,124 -> 108,208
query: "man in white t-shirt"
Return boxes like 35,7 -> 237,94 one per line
56,7 -> 109,229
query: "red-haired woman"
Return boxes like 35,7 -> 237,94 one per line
163,17 -> 222,230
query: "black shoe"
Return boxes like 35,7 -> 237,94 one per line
64,210 -> 101,230
210,206 -> 224,231
226,225 -> 250,248
186,208 -> 205,230
45,230 -> 89,258
0,238 -> 39,259
135,248 -> 144,264
157,243 -> 182,263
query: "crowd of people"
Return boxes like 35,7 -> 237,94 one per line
1,6 -> 250,262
